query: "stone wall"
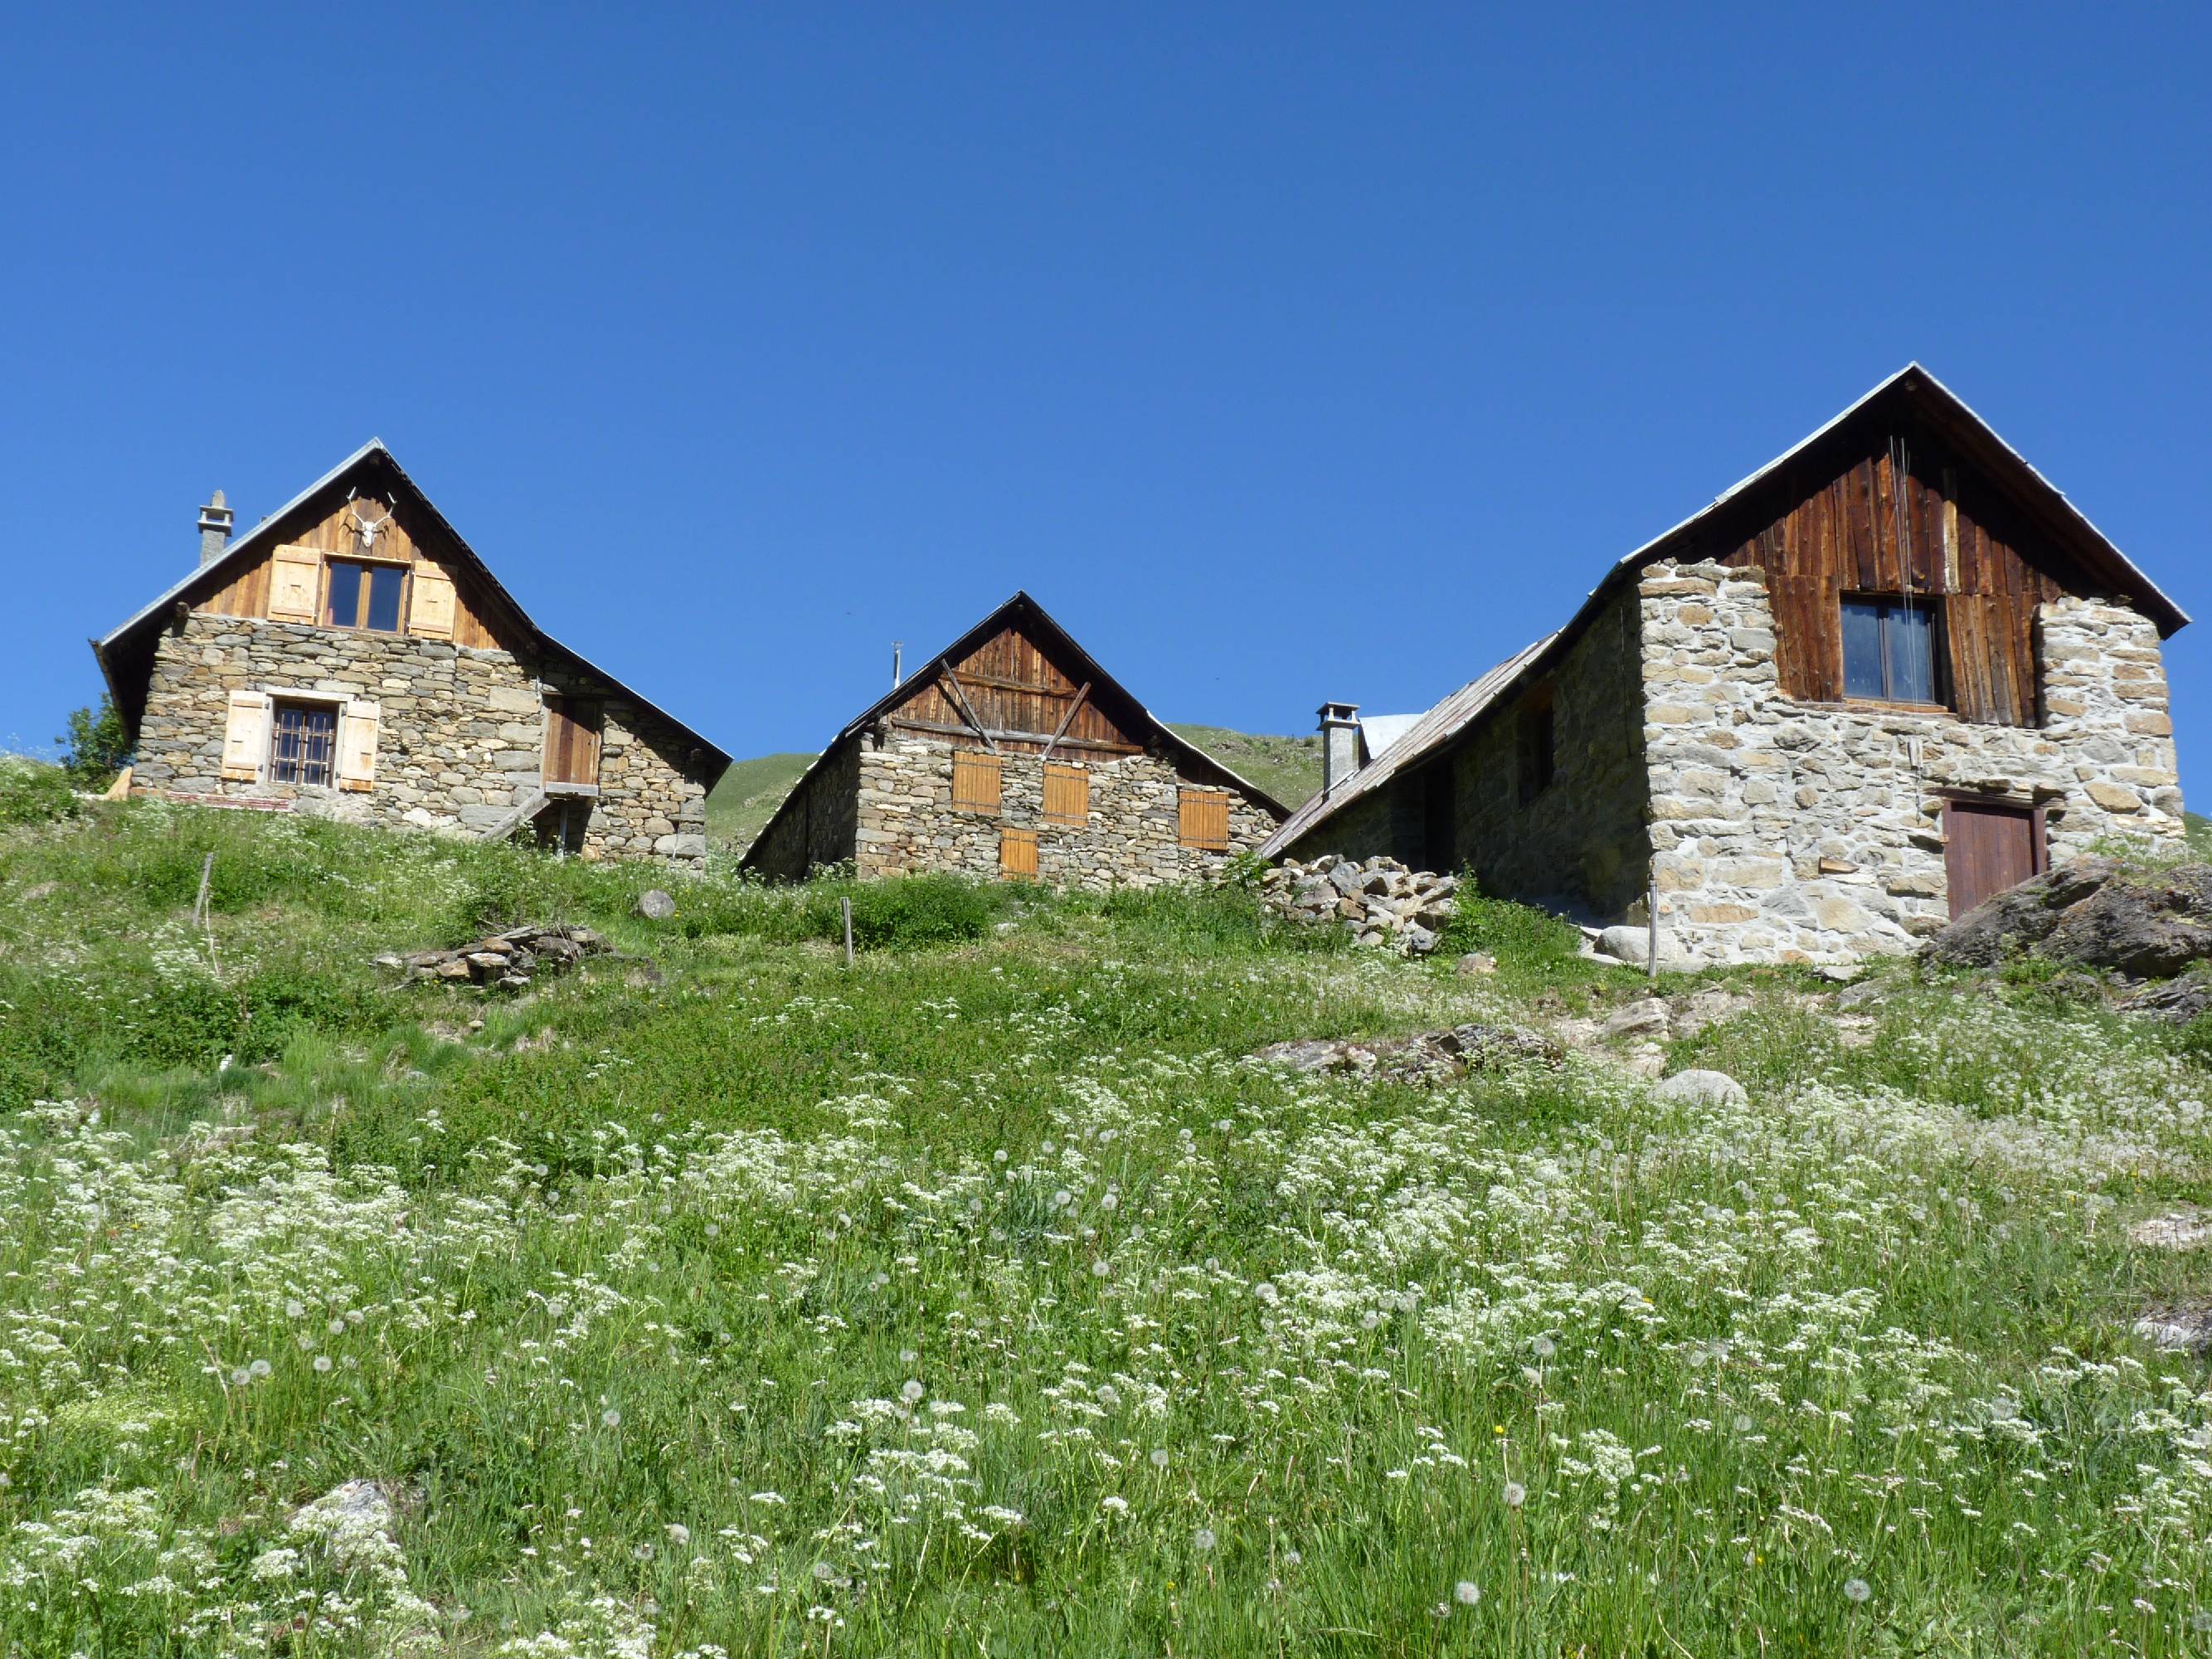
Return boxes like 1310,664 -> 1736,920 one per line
1282,584 -> 1650,920
1446,585 -> 1650,917
131,614 -> 708,865
853,737 -> 1275,888
1640,560 -> 2185,966
746,740 -> 860,878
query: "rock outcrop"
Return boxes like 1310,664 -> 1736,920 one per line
1927,858 -> 2212,979
1260,856 -> 1458,954
1252,1021 -> 1563,1086
377,924 -> 610,990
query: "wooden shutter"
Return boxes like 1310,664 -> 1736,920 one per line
337,699 -> 381,792
267,544 -> 322,622
1042,762 -> 1089,825
951,751 -> 1003,812
407,565 -> 456,640
542,698 -> 601,786
1000,826 -> 1038,880
1767,574 -> 1840,702
220,690 -> 272,781
1178,788 -> 1230,850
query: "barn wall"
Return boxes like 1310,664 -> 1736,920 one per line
853,734 -> 1273,888
1641,560 -> 2183,966
1280,584 -> 1649,920
130,614 -> 708,866
746,741 -> 861,879
1715,435 -> 2122,726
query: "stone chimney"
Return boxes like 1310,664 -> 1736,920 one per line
1319,701 -> 1361,795
197,489 -> 233,567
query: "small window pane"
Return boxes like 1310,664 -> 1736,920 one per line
325,561 -> 363,629
365,565 -> 404,632
1840,598 -> 1885,699
1887,603 -> 1937,703
269,703 -> 337,786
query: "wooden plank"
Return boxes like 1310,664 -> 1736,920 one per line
1038,683 -> 1092,761
1768,574 -> 1837,701
887,717 -> 1141,755
999,826 -> 1038,880
1178,788 -> 1230,850
938,668 -> 1000,753
951,752 -> 1003,812
1043,762 -> 1088,825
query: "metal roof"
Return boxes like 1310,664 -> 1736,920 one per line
92,440 -> 732,773
1356,713 -> 1424,761
1262,362 -> 2187,859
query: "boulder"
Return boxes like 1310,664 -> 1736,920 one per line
1650,1068 -> 1748,1108
2135,1306 -> 2212,1355
1928,857 -> 2212,978
635,888 -> 678,921
1592,924 -> 1688,969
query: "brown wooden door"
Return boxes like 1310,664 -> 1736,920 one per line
1943,799 -> 2044,919
542,698 -> 601,787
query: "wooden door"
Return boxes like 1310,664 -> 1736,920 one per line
1943,799 -> 2044,919
542,698 -> 601,787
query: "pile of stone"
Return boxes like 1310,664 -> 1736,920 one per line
1252,1021 -> 1563,1087
377,923 -> 608,991
1259,856 -> 1459,954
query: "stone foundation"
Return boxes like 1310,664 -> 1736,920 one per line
132,615 -> 708,865
1640,562 -> 2184,966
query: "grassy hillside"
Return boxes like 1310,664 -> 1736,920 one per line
4,756 -> 2212,1654
1166,724 -> 1323,810
2188,810 -> 2212,861
703,751 -> 815,852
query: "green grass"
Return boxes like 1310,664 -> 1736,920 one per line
703,751 -> 817,852
1167,724 -> 1323,811
4,758 -> 2212,1655
2185,810 -> 2212,862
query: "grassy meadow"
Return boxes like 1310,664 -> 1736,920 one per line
3,756 -> 2212,1655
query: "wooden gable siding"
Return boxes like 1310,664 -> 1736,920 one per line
1711,431 -> 2096,726
890,622 -> 1144,756
197,488 -> 510,650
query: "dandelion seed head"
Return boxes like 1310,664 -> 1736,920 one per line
284,1299 -> 305,1319
1091,1258 -> 1111,1278
1194,1527 -> 1216,1552
1283,1548 -> 1301,1566
898,1349 -> 916,1365
1455,1580 -> 1481,1606
1531,1335 -> 1557,1360
1150,1448 -> 1169,1469
665,1524 -> 691,1546
633,1542 -> 654,1561
1503,1481 -> 1526,1509
229,1368 -> 250,1388
328,1318 -> 348,1336
247,1358 -> 271,1378
601,1408 -> 622,1428
312,1355 -> 332,1374
901,1379 -> 926,1403
1844,1578 -> 1872,1604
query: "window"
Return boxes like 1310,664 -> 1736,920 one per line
1840,596 -> 1942,705
951,751 -> 1003,813
1000,826 -> 1038,880
1178,788 -> 1230,850
1516,689 -> 1555,807
325,560 -> 405,632
268,701 -> 338,786
1042,762 -> 1089,825
542,698 -> 601,786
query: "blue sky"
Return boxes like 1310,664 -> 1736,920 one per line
5,3 -> 2208,797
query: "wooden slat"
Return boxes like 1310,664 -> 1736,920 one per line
999,827 -> 1038,880
1042,762 -> 1088,825
1767,574 -> 1839,702
1178,788 -> 1230,850
951,752 -> 1003,812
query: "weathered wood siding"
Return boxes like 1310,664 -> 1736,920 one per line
197,487 -> 512,650
886,622 -> 1144,757
1709,434 -> 2101,727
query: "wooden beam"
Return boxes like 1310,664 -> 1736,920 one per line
1038,682 -> 1091,761
887,716 -> 1140,755
937,668 -> 999,753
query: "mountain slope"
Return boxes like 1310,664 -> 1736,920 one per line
703,751 -> 815,851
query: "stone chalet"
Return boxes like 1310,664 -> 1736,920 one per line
1267,365 -> 2188,967
94,441 -> 730,864
745,592 -> 1286,886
